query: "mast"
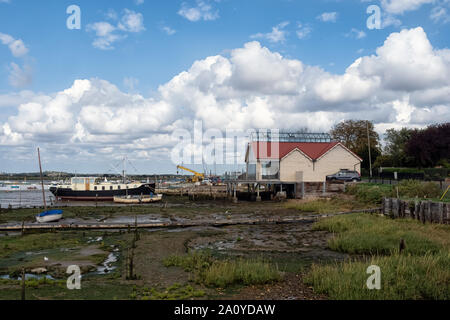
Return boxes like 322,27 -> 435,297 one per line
122,156 -> 126,183
37,148 -> 47,211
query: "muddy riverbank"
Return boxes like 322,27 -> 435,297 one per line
0,197 -> 352,300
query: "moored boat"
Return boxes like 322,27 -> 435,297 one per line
49,177 -> 156,201
36,148 -> 63,223
36,209 -> 63,223
113,194 -> 163,204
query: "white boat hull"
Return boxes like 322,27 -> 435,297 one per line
113,194 -> 163,204
36,213 -> 63,223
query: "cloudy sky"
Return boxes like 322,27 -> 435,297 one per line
0,0 -> 449,174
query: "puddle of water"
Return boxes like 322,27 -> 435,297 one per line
106,216 -> 166,224
25,250 -> 49,256
194,239 -> 237,251
0,273 -> 55,280
87,236 -> 103,243
96,252 -> 118,274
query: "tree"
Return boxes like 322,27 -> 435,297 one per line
384,128 -> 415,167
330,120 -> 381,170
405,123 -> 450,167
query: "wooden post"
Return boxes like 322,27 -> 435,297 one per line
427,201 -> 432,223
420,201 -> 426,223
438,202 -> 444,224
393,199 -> 399,218
401,200 -> 407,218
21,267 -> 25,300
399,239 -> 406,254
413,198 -> 419,220
128,248 -> 135,280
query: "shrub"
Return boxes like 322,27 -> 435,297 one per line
396,180 -> 441,199
164,252 -> 281,288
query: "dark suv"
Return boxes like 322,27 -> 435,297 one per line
326,170 -> 361,182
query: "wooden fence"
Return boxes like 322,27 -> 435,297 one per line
382,197 -> 449,224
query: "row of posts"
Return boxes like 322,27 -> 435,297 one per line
382,197 -> 449,224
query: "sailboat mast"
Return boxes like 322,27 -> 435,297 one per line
37,148 -> 47,211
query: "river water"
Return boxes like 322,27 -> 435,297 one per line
0,190 -> 55,209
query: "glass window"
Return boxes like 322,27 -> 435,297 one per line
102,186 -> 105,190
110,186 -> 113,190
94,186 -> 97,190
118,185 -> 121,189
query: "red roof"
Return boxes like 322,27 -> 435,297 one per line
249,141 -> 344,160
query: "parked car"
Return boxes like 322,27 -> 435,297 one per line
326,170 -> 361,182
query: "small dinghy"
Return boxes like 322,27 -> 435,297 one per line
35,147 -> 63,223
36,209 -> 63,223
113,194 -> 163,204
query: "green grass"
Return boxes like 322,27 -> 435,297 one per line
203,258 -> 281,287
306,213 -> 450,300
346,180 -> 446,205
0,232 -> 81,259
346,183 -> 392,205
305,252 -> 450,300
131,283 -> 206,300
312,213 -> 449,255
0,279 -> 135,300
163,251 -> 281,288
285,197 -> 372,214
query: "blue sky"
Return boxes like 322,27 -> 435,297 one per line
0,0 -> 449,173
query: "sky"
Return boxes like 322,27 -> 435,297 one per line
0,0 -> 449,174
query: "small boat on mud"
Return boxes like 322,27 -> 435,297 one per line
36,209 -> 63,223
113,194 -> 163,204
36,147 -> 63,223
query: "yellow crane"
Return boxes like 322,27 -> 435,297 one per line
176,165 -> 205,183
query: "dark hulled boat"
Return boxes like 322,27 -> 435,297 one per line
49,177 -> 156,201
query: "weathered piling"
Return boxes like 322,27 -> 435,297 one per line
382,197 -> 449,224
21,267 -> 25,301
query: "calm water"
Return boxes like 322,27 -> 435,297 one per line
0,190 -> 55,209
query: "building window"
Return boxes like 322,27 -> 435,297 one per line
118,185 -> 121,189
94,186 -> 97,191
102,186 -> 105,190
261,161 -> 280,180
110,186 -> 113,190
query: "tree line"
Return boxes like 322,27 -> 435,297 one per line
330,120 -> 450,170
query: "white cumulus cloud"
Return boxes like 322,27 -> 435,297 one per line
87,9 -> 145,50
317,12 -> 338,22
251,21 -> 290,43
178,1 -> 219,22
1,27 -> 449,167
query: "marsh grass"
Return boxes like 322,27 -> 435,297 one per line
0,232 -> 81,259
132,283 -> 205,300
285,197 -> 370,214
312,213 -> 449,255
306,213 -> 450,299
305,252 -> 449,300
163,251 -> 281,288
346,181 -> 445,205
